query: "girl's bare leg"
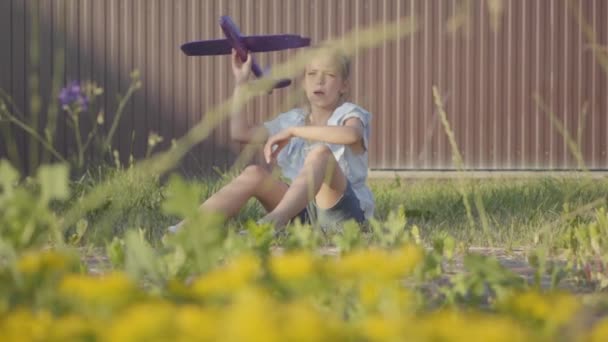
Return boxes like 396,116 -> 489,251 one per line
262,145 -> 347,227
200,165 -> 288,217
173,165 -> 287,230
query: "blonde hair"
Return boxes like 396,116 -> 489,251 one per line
308,45 -> 351,80
300,45 -> 352,113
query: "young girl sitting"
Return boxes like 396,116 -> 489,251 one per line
169,46 -> 374,233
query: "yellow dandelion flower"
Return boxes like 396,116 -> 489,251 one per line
359,280 -> 383,308
221,287 -> 281,342
270,251 -> 316,282
500,290 -> 581,327
358,280 -> 414,315
1,309 -> 53,341
49,314 -> 98,341
327,245 -> 424,281
192,253 -> 261,297
59,272 -> 138,311
17,250 -> 77,275
360,315 -> 403,342
175,305 -> 220,341
385,244 -> 424,277
588,318 -> 608,342
409,311 -> 531,342
104,301 -> 177,342
326,248 -> 382,280
460,313 -> 531,342
279,300 -> 326,341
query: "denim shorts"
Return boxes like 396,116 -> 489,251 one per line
292,181 -> 366,232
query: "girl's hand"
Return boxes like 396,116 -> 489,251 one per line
231,49 -> 252,85
264,129 -> 293,164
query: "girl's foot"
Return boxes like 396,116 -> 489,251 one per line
257,216 -> 291,240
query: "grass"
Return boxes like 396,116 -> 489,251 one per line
373,176 -> 608,247
67,170 -> 608,250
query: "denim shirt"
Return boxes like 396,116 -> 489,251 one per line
263,102 -> 375,220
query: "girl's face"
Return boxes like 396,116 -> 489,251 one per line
303,54 -> 348,110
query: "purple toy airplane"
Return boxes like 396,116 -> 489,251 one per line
181,16 -> 311,89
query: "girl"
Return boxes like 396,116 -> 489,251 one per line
169,46 -> 374,233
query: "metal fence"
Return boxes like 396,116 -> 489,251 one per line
1,0 -> 606,175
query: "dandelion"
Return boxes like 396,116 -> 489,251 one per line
410,311 -> 531,342
498,290 -> 581,334
0,309 -> 54,341
192,253 -> 261,297
59,272 -> 140,315
269,251 -> 316,282
361,315 -> 403,342
589,318 -> 608,342
279,301 -> 329,342
175,305 -> 219,341
221,288 -> 281,342
50,315 -> 98,341
327,245 -> 424,281
17,250 -> 78,275
359,280 -> 384,308
104,301 -> 178,341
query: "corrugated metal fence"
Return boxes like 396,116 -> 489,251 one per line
1,0 -> 607,175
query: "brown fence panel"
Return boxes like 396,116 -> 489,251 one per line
1,0 -> 606,174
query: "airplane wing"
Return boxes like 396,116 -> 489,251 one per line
243,35 -> 311,52
180,39 -> 232,56
181,35 -> 310,56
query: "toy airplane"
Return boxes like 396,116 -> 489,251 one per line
181,16 -> 311,89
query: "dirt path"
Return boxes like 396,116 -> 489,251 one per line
82,245 -> 585,291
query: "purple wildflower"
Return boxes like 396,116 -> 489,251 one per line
59,81 -> 89,111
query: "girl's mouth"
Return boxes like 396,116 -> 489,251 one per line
313,90 -> 325,95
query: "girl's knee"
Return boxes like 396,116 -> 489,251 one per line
305,144 -> 333,161
241,164 -> 269,180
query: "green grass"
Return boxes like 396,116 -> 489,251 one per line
69,171 -> 608,249
373,176 -> 608,247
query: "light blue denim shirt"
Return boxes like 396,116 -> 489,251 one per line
263,102 -> 375,220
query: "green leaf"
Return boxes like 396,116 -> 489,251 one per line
0,159 -> 19,196
68,219 -> 89,245
124,230 -> 164,285
161,174 -> 200,218
443,235 -> 456,260
411,225 -> 421,245
106,236 -> 126,268
36,163 -> 69,202
163,245 -> 186,278
332,220 -> 361,253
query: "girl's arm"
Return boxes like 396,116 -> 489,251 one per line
228,50 -> 269,144
290,118 -> 365,150
264,118 -> 365,163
